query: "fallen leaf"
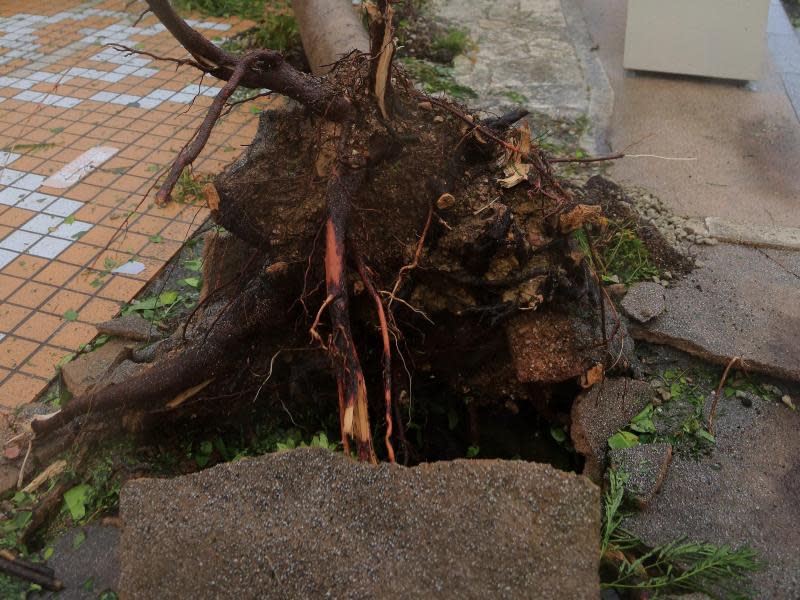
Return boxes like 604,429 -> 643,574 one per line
782,395 -> 796,411
559,204 -> 605,233
498,162 -> 531,188
166,379 -> 214,408
203,182 -> 220,211
3,445 -> 20,460
580,363 -> 605,388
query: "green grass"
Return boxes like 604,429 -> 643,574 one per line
575,224 -> 659,285
172,0 -> 265,20
601,470 -> 762,598
431,26 -> 473,55
399,57 -> 477,100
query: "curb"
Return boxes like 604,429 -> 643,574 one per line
561,0 -> 615,154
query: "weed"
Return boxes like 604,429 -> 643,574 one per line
172,0 -> 265,20
399,57 -> 477,99
121,288 -> 197,326
601,469 -> 761,597
2,142 -> 57,154
575,223 -> 660,285
607,368 -> 780,458
431,26 -> 473,56
173,167 -> 211,205
502,90 -> 527,105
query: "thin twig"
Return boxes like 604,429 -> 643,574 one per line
386,205 -> 434,309
708,356 -> 741,435
549,152 -> 625,164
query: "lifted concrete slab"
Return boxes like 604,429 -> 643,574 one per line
120,448 -> 601,600
629,243 -> 800,382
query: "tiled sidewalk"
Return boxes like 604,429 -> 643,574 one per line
0,1 -> 269,407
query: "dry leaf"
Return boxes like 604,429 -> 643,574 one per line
166,379 -> 214,408
498,162 -> 531,188
559,204 -> 605,233
203,183 -> 220,211
3,445 -> 20,460
581,363 -> 605,388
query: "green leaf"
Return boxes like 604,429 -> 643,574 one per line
49,127 -> 64,134
608,431 -> 639,449
550,426 -> 567,443
466,445 -> 480,458
42,546 -> 54,560
64,484 -> 93,521
159,291 -> 179,305
64,215 -> 75,225
63,309 -> 78,322
83,577 -> 94,591
149,234 -> 163,243
178,277 -> 200,288
72,530 -> 86,549
696,429 -> 716,443
183,258 -> 203,272
629,405 -> 655,433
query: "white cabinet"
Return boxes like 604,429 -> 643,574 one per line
623,0 -> 772,80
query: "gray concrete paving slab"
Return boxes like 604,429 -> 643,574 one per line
624,395 -> 800,598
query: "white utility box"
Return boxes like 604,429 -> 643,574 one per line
623,0 -> 771,80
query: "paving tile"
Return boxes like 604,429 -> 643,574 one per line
19,345 -> 67,378
0,0 -> 261,408
8,281 -> 58,309
0,336 -> 38,369
0,274 -> 25,300
0,304 -> 32,332
14,312 -> 64,343
49,320 -> 97,349
0,230 -> 43,252
0,373 -> 46,408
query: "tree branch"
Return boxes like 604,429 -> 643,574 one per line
144,0 -> 353,120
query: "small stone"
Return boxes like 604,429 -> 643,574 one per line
435,192 -> 456,210
608,442 -> 673,508
740,395 -> 753,408
433,115 -> 444,123
782,395 -> 796,411
417,101 -> 432,111
621,282 -> 667,323
605,283 -> 627,298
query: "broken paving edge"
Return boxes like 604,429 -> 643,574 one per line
628,325 -> 800,383
119,448 -> 603,599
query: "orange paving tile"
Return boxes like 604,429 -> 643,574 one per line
0,1 -> 272,407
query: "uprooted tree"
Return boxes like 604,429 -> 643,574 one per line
30,0 -> 629,463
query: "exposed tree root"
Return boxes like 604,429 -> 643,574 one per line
28,1 -> 627,467
32,273 -> 288,437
